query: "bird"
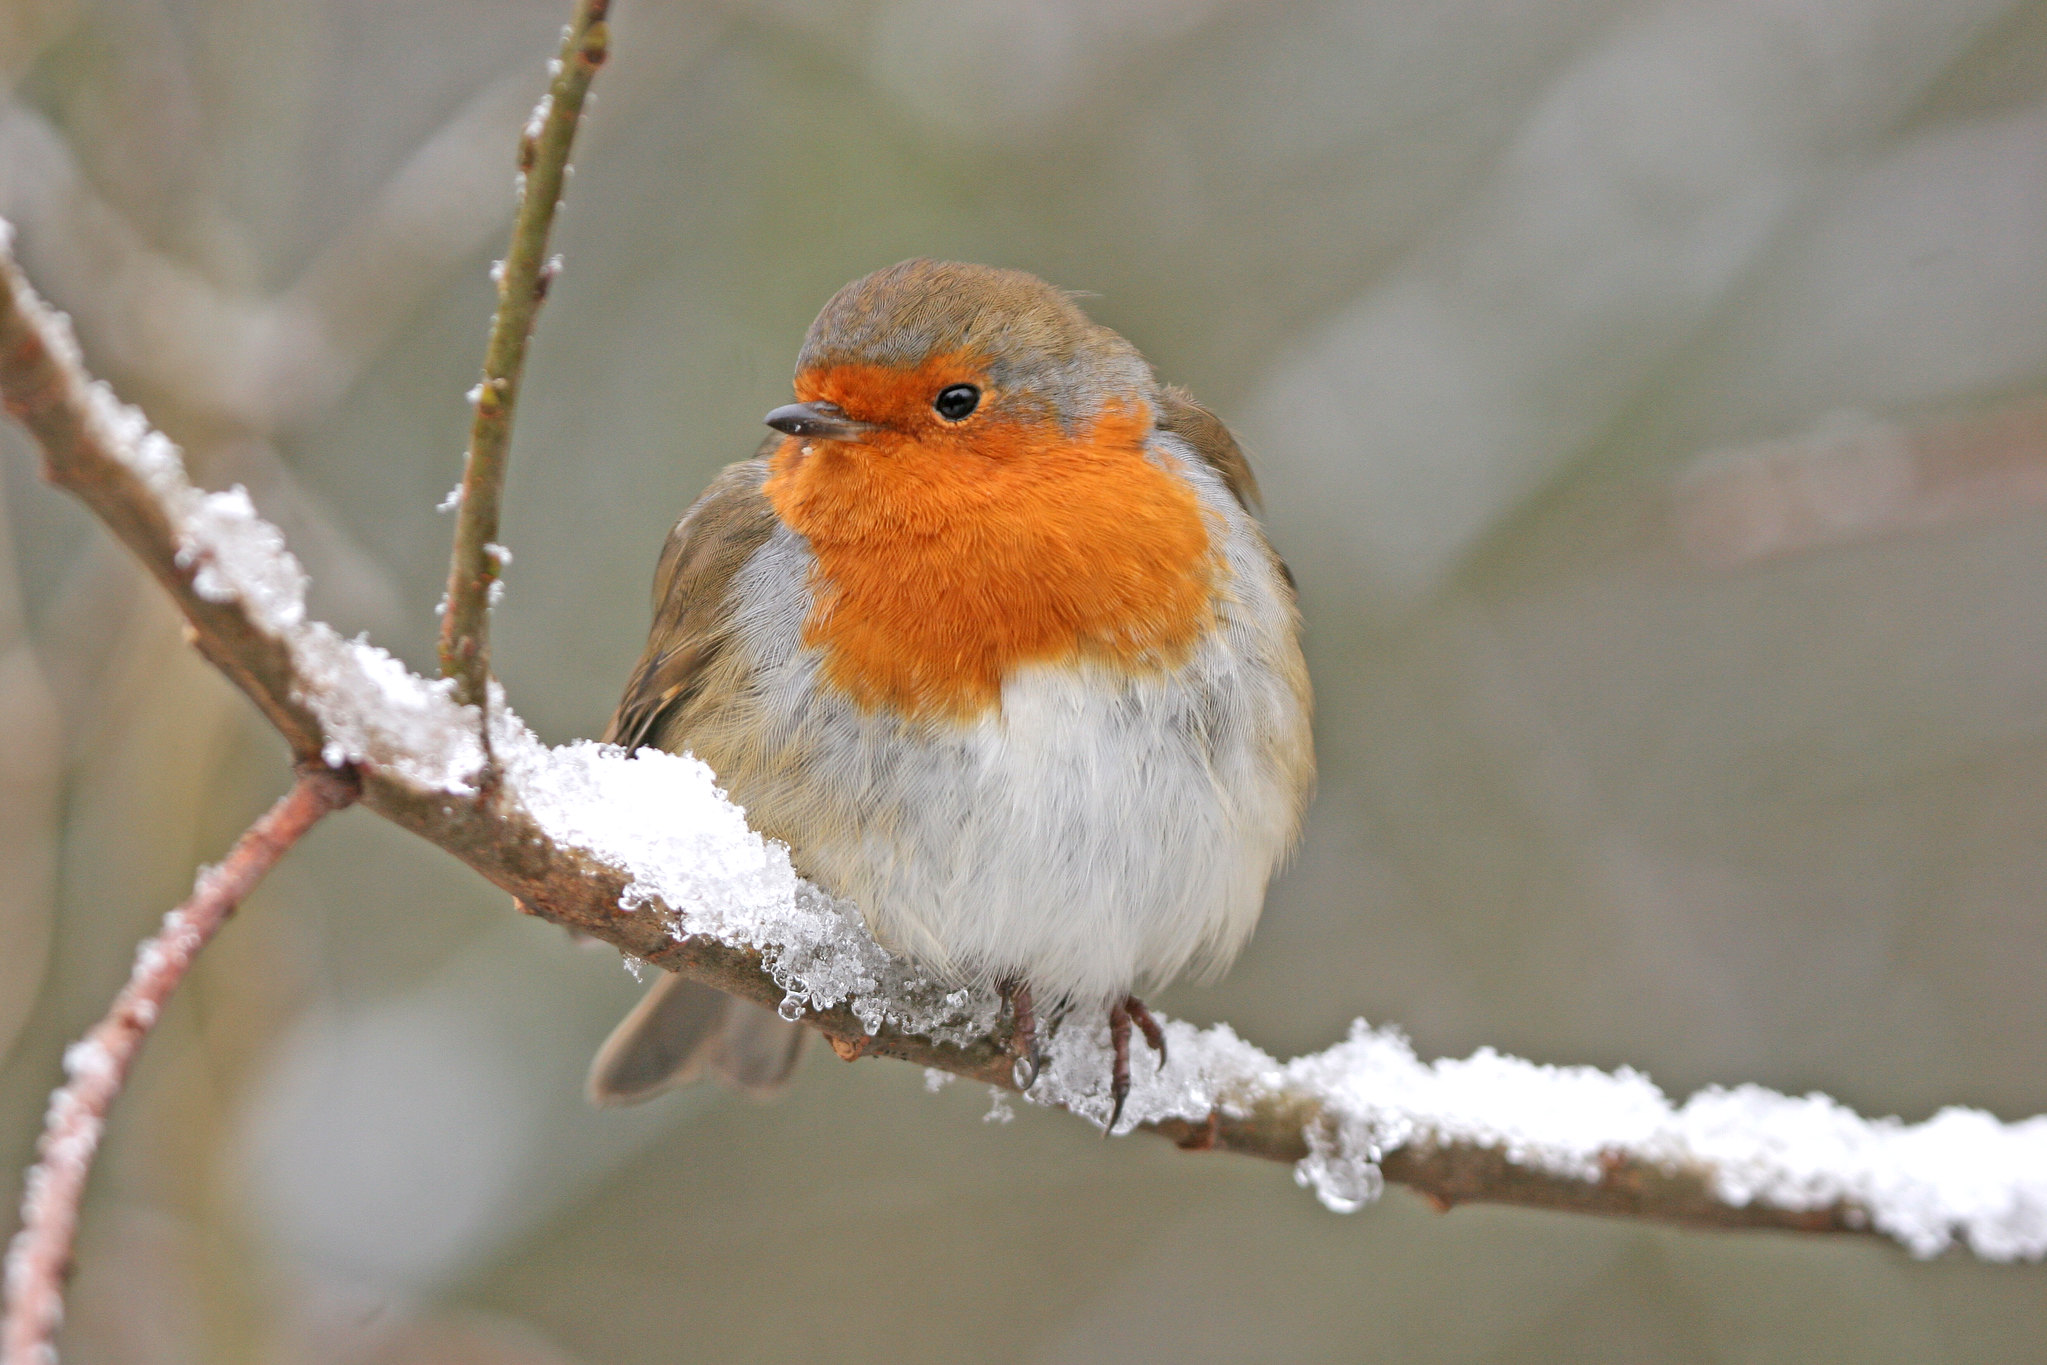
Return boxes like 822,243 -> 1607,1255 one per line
586,259 -> 1313,1129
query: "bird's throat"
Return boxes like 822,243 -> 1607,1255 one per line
763,400 -> 1218,722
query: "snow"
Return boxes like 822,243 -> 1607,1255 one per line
513,738 -> 999,1047
59,1039 -> 116,1092
86,384 -> 490,791
523,93 -> 553,147
1030,1016 -> 2047,1261
296,630 -> 487,792
93,384 -> 2047,1263
180,487 -> 307,633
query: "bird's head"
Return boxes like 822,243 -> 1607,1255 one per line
764,258 -> 1158,463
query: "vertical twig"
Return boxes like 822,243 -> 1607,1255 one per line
436,0 -> 612,727
1,769 -> 357,1365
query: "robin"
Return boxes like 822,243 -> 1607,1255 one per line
586,259 -> 1313,1128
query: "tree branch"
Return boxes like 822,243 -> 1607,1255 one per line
436,0 -> 610,712
1674,397 -> 2047,568
0,768 -> 356,1365
1,15 -> 2043,1270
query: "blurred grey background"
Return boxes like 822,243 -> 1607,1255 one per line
3,0 -> 2046,1361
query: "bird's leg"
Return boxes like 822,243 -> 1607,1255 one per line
998,975 -> 1042,1089
1106,997 -> 1134,1134
1106,995 -> 1168,1135
1124,995 -> 1167,1069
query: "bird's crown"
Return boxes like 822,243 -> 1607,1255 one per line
795,259 -> 1154,431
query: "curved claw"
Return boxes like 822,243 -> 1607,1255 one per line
1126,996 -> 1167,1071
1001,976 -> 1045,1093
1106,997 -> 1134,1136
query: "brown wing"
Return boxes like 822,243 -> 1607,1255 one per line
603,452 -> 780,754
1156,384 -> 1296,594
1157,384 -> 1262,513
593,450 -> 810,1107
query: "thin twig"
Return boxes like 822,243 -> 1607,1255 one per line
0,768 -> 356,1365
436,0 -> 611,724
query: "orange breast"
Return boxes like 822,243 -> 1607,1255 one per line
762,379 -> 1217,722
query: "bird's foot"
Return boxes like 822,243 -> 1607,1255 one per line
1105,994 -> 1168,1135
999,976 -> 1045,1090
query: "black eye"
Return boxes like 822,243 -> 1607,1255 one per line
933,384 -> 980,421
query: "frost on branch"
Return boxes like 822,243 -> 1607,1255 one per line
49,360 -> 2047,1265
514,739 -> 999,1046
1033,1017 -> 2047,1261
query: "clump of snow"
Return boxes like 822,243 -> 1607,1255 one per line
180,487 -> 308,633
484,542 -> 512,607
1028,1014 -> 2047,1259
511,737 -> 1000,1046
1288,1023 -> 2047,1259
86,382 -> 180,499
1285,1027 -> 1678,1186
1672,1086 -> 2047,1260
60,1039 -> 117,1092
78,387 -> 489,792
525,92 -> 554,145
1030,1009 -> 1277,1138
294,630 -> 487,791
1297,1113 -> 1384,1214
96,399 -> 497,792
512,740 -> 796,932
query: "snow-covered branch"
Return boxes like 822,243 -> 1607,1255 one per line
2,769 -> 356,1365
4,127 -> 2047,1278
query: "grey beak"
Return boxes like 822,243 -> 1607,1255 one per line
764,401 -> 875,441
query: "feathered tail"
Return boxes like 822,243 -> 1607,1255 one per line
586,973 -> 807,1105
